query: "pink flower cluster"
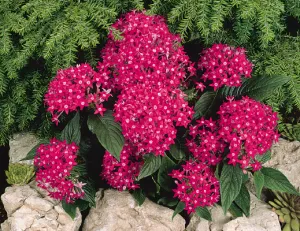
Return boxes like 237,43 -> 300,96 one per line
170,160 -> 220,214
98,11 -> 194,156
115,86 -> 193,155
34,138 -> 85,203
218,96 -> 279,170
99,11 -> 195,91
198,44 -> 253,90
186,118 -> 224,166
101,143 -> 143,190
45,64 -> 111,124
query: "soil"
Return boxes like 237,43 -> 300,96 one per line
0,144 -> 9,224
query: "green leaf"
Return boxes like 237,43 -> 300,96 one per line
254,170 -> 264,199
193,91 -> 219,119
195,207 -> 212,221
234,184 -> 250,217
157,155 -> 176,191
229,202 -> 244,218
220,75 -> 291,101
215,164 -> 220,180
62,200 -> 77,219
61,112 -> 81,144
157,197 -> 179,207
242,173 -> 249,183
87,111 -> 124,161
131,189 -> 146,206
71,164 -> 88,177
169,142 -> 185,160
21,139 -> 49,161
138,154 -> 162,181
172,201 -> 185,220
255,150 -> 271,164
73,199 -> 89,211
81,181 -> 96,207
261,167 -> 299,195
220,163 -> 243,213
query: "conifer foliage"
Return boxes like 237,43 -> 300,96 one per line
149,0 -> 299,46
0,0 -> 143,145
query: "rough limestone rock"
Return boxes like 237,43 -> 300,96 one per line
186,194 -> 280,231
265,138 -> 300,188
9,133 -> 39,164
1,185 -> 81,231
82,189 -> 186,231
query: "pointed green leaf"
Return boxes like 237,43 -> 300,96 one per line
87,111 -> 124,161
172,201 -> 185,220
169,142 -> 185,160
234,184 -> 250,217
61,112 -> 81,144
229,202 -> 244,218
158,155 -> 176,191
220,75 -> 291,101
255,150 -> 271,164
62,200 -> 77,219
131,189 -> 146,206
193,91 -> 219,119
157,197 -> 179,207
73,199 -> 89,211
261,167 -> 299,195
138,154 -> 162,181
253,170 -> 264,199
220,163 -> 243,213
195,207 -> 212,221
81,180 -> 96,207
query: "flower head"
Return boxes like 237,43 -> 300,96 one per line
198,44 -> 253,90
170,160 -> 220,214
218,96 -> 279,170
34,138 -> 84,203
101,143 -> 143,191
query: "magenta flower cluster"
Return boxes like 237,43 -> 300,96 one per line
218,96 -> 279,170
170,160 -> 220,214
99,11 -> 194,156
44,63 -> 111,124
34,138 -> 85,203
198,43 -> 253,90
101,143 -> 143,191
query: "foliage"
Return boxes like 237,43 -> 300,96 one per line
5,163 -> 35,185
251,37 -> 300,141
0,0 -> 144,145
148,0 -> 300,46
269,190 -> 300,231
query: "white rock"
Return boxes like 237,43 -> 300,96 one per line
82,189 -> 186,231
9,132 -> 39,165
186,194 -> 280,231
1,185 -> 39,216
265,139 -> 300,188
223,217 -> 267,231
1,185 -> 81,231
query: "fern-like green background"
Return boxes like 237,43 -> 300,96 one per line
0,0 -> 299,144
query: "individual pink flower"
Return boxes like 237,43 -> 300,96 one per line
198,44 -> 253,90
218,96 -> 279,170
101,143 -> 143,191
170,160 -> 220,214
34,138 -> 84,203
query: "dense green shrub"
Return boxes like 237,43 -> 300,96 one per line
251,37 -> 300,140
149,0 -> 300,46
0,0 -> 143,145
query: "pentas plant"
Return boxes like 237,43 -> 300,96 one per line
25,10 -> 297,220
34,138 -> 84,203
